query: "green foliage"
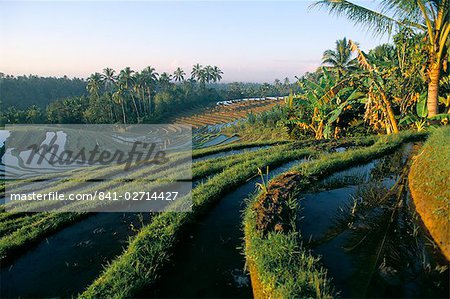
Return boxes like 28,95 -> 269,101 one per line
281,67 -> 366,139
1,68 -> 295,126
243,131 -> 427,299
411,126 -> 450,203
0,74 -> 87,109
0,142 -> 291,263
80,144 -> 318,298
312,0 -> 450,117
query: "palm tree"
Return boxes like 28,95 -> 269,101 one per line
141,66 -> 159,114
173,67 -> 186,82
133,72 -> 146,114
312,0 -> 449,117
197,69 -> 208,86
322,38 -> 358,77
159,72 -> 172,87
102,68 -> 117,121
212,66 -> 223,82
113,89 -> 127,125
191,63 -> 203,81
204,65 -> 214,83
102,68 -> 116,92
118,67 -> 140,119
87,73 -> 102,98
368,44 -> 397,66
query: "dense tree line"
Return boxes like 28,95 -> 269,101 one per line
0,65 -> 293,125
238,0 -> 449,140
240,30 -> 449,140
0,74 -> 87,109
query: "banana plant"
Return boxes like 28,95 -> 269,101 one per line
399,93 -> 428,131
400,92 -> 450,130
285,68 -> 364,139
349,40 -> 400,134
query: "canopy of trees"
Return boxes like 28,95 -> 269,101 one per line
0,74 -> 87,109
241,31 -> 449,140
1,66 -> 294,125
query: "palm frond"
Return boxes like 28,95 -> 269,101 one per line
379,0 -> 425,24
311,0 -> 405,36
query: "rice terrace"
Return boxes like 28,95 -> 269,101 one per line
0,0 -> 449,298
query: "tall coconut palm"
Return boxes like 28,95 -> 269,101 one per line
101,68 -> 117,121
312,0 -> 450,117
212,66 -> 223,82
87,73 -> 102,98
141,66 -> 159,114
191,63 -> 203,81
173,67 -> 186,82
204,65 -> 214,83
112,89 -> 127,125
118,67 -> 140,119
133,72 -> 146,114
102,68 -> 116,92
197,69 -> 208,86
159,72 -> 172,87
322,38 -> 358,77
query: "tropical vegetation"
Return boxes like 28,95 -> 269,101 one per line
1,1 -> 449,298
232,28 -> 448,139
1,66 -> 295,125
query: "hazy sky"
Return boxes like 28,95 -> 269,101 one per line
0,1 -> 390,83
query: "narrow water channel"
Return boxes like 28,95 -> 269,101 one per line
142,159 -> 307,298
193,145 -> 270,162
0,145 -> 275,298
0,212 -> 153,298
297,143 -> 449,298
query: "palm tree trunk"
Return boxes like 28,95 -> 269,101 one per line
130,94 -> 140,120
121,102 -> 127,125
380,92 -> 399,134
147,87 -> 152,115
140,89 -> 146,115
427,62 -> 440,118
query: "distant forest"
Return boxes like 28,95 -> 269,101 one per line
0,68 -> 295,125
0,74 -> 87,109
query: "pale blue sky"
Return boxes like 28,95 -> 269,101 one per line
0,1 -> 390,82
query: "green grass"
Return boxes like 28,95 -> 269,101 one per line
223,121 -> 290,141
243,131 -> 427,298
0,136 -> 377,264
0,142 -> 310,264
79,145 -> 320,298
0,212 -> 91,263
4,140 -> 277,196
408,126 -> 450,259
409,126 -> 450,203
191,139 -> 290,159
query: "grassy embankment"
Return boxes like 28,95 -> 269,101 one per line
0,136 -> 377,264
79,136 -> 378,298
409,126 -> 450,260
79,144 -> 322,298
243,131 -> 427,298
223,120 -> 290,141
0,141 -> 296,264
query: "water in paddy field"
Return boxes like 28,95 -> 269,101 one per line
0,212 -> 153,298
297,143 -> 449,298
193,145 -> 270,162
140,159 -> 308,298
